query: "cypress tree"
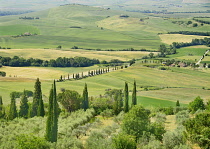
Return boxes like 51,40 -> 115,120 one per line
0,96 -> 3,111
38,96 -> 45,117
82,83 -> 89,111
0,96 -> 4,118
9,93 -> 17,120
19,90 -> 29,118
45,81 -> 58,142
176,100 -> 180,107
31,78 -> 42,117
45,86 -> 53,142
52,80 -> 58,142
132,80 -> 137,107
124,82 -> 129,113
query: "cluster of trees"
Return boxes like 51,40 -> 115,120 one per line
0,56 -> 100,67
19,16 -> 40,20
142,44 -> 176,59
168,31 -> 210,36
0,78 -> 45,120
193,17 -> 210,25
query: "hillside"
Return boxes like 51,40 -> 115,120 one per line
1,4 -> 210,50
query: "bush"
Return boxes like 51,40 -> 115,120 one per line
163,130 -> 185,149
175,110 -> 190,125
17,134 -> 50,149
0,71 -> 6,77
188,96 -> 205,113
112,133 -> 136,149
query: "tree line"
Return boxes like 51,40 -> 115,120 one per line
167,31 -> 210,36
0,56 -> 133,67
193,17 -> 210,25
171,37 -> 210,49
0,56 -> 100,67
19,16 -> 40,20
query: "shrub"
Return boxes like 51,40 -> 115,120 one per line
112,133 -> 136,149
17,134 -> 50,149
188,96 -> 205,113
163,129 -> 185,149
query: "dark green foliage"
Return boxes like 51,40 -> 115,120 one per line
19,91 -> 29,118
188,96 -> 205,113
52,81 -> 58,142
124,82 -> 129,113
31,78 -> 41,117
58,90 -> 82,112
45,87 -> 53,142
0,71 -> 6,77
9,93 -> 17,120
122,105 -> 150,139
0,96 -> 3,111
90,97 -> 113,114
17,134 -> 50,149
132,80 -> 137,107
176,100 -> 180,107
193,23 -> 198,27
0,96 -> 5,118
45,81 -> 59,143
184,112 -> 210,149
149,122 -> 166,141
38,96 -> 45,117
112,133 -> 136,149
113,90 -> 123,115
82,83 -> 89,111
0,55 -> 100,67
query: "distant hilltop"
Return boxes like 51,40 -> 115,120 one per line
183,0 -> 210,3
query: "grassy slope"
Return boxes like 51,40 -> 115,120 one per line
1,63 -> 210,105
1,4 -> 210,50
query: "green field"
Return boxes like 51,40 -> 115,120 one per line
1,4 -> 210,107
1,4 -> 210,50
1,63 -> 210,105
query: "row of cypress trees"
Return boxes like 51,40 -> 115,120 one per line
6,78 -> 45,120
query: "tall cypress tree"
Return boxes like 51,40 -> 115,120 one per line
31,78 -> 45,117
31,78 -> 41,117
82,83 -> 89,111
45,81 -> 58,142
132,80 -> 137,107
0,96 -> 3,111
0,96 -> 4,118
45,86 -> 53,142
9,93 -> 17,120
19,90 -> 29,118
38,96 -> 45,117
124,82 -> 129,113
52,80 -> 58,142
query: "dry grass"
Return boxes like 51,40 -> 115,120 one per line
0,66 -> 64,80
165,115 -> 177,131
159,34 -> 207,45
